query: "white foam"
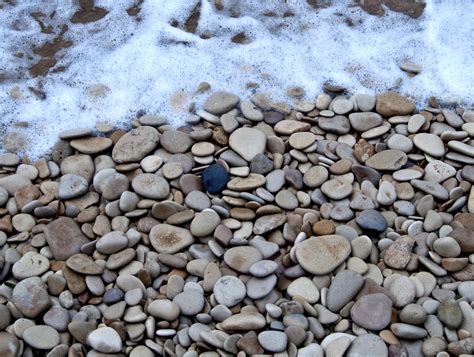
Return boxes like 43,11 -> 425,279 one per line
1,0 -> 473,158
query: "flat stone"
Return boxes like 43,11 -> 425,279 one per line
12,277 -> 50,318
224,246 -> 263,273
227,173 -> 266,191
258,331 -> 288,353
23,325 -> 60,350
274,119 -> 311,135
326,270 -> 364,312
12,251 -> 50,279
391,323 -> 427,339
204,91 -> 240,114
351,293 -> 393,330
112,126 -> 159,163
44,217 -> 89,260
349,112 -> 383,131
221,313 -> 266,331
387,133 -> 413,152
70,137 -> 113,154
0,332 -> 20,356
413,133 -> 445,157
229,127 -> 266,161
387,275 -> 416,308
356,209 -> 387,232
0,174 -> 32,195
424,160 -> 456,182
275,189 -> 298,209
87,327 -> 122,353
149,224 -> 194,254
0,153 -> 20,166
411,179 -> 449,200
365,150 -> 407,170
318,115 -> 351,134
289,132 -> 316,149
384,235 -> 415,269
376,92 -> 415,116
347,334 -> 388,357
295,235 -> 351,275
321,178 -> 352,200
253,213 -> 286,235
213,276 -> 246,307
132,173 -> 170,199
66,253 -> 104,275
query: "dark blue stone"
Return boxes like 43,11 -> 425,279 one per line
202,164 -> 230,194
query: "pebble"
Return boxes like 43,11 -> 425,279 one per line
147,299 -> 180,321
356,209 -> 388,232
132,173 -> 170,199
160,130 -> 193,153
204,91 -> 240,114
347,334 -> 388,357
12,277 -> 50,318
112,126 -> 159,163
295,235 -> 351,275
213,276 -> 247,307
413,133 -> 445,157
326,270 -> 364,312
257,331 -> 288,352
224,246 -> 263,273
376,92 -> 415,116
287,276 -> 320,303
350,293 -> 393,330
149,224 -> 194,254
321,178 -> 353,199
365,150 -> 407,170
86,326 -> 123,353
229,127 -> 266,161
12,251 -> 50,279
202,164 -> 229,194
349,112 -> 383,131
23,325 -> 60,350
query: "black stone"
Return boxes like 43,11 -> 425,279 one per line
202,164 -> 230,194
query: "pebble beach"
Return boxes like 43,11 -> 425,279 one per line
1,1 -> 474,357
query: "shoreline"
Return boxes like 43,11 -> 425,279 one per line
0,90 -> 473,356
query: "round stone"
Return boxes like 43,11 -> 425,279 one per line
58,174 -> 89,199
86,327 -> 123,353
258,331 -> 288,353
12,251 -> 50,279
185,191 -> 211,211
190,209 -> 220,237
433,237 -> 461,258
275,190 -> 298,210
149,224 -> 194,254
173,290 -> 205,315
321,178 -> 352,200
11,213 -> 35,232
289,132 -> 316,150
351,293 -> 393,331
387,134 -> 413,152
147,299 -> 180,321
112,126 -> 159,163
356,209 -> 388,232
23,325 -> 60,350
246,275 -> 277,299
160,130 -> 193,154
303,166 -> 329,188
213,276 -> 247,307
287,276 -> 320,303
12,277 -> 50,318
399,304 -> 427,325
96,231 -> 129,255
229,127 -> 267,161
295,235 -> 351,275
349,112 -> 383,131
191,142 -> 215,156
132,174 -> 170,199
413,133 -> 445,157
202,164 -> 230,194
0,332 -> 20,356
204,91 -> 240,115
387,275 -> 416,308
224,246 -> 263,273
333,99 -> 354,115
